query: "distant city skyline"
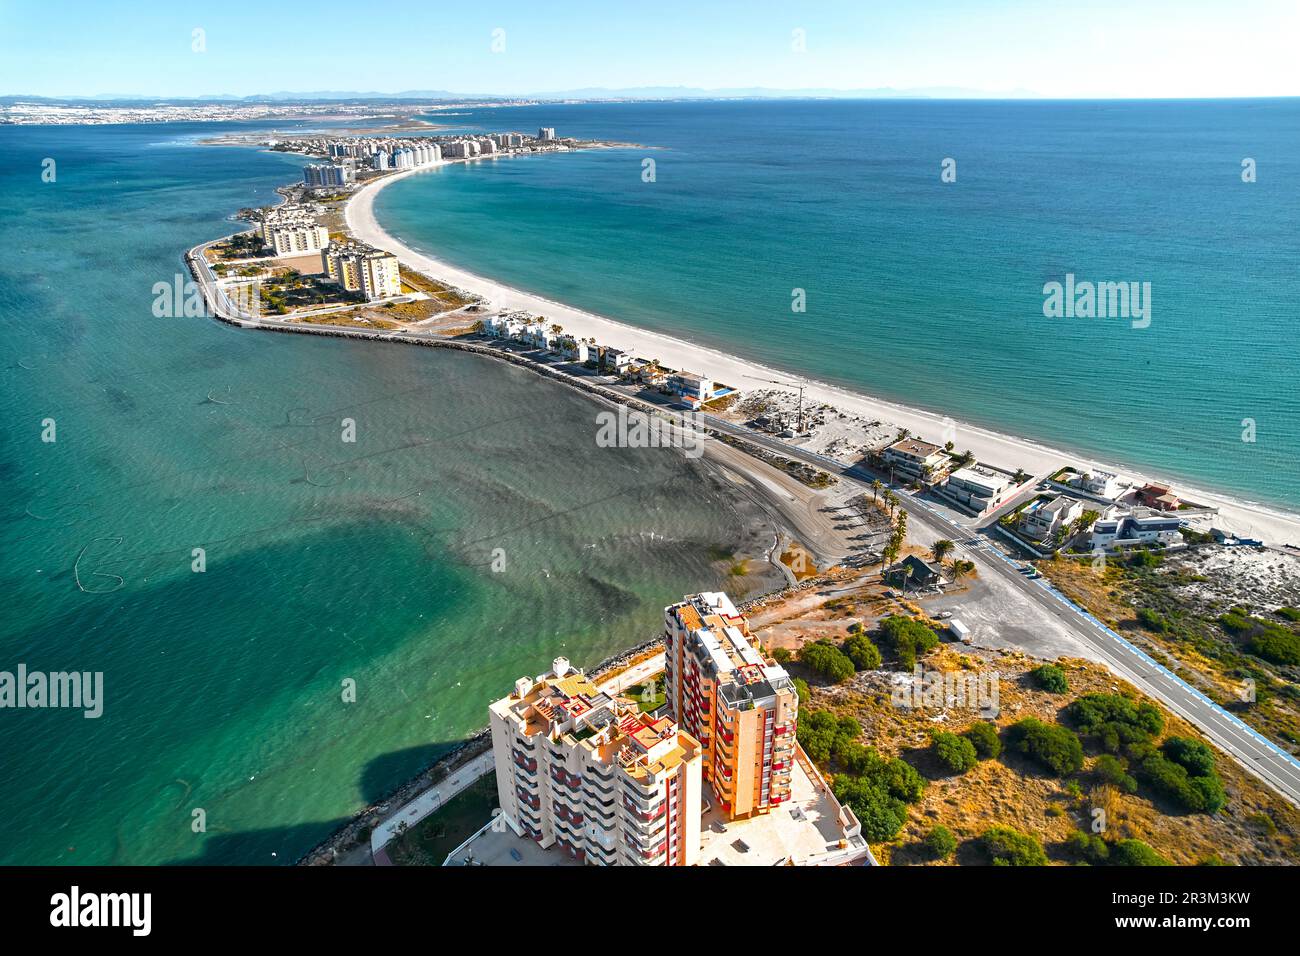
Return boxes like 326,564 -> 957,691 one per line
2,0 -> 1298,100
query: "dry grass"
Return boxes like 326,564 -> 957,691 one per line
809,647 -> 1300,866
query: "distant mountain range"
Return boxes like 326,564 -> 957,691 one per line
0,84 -> 1041,105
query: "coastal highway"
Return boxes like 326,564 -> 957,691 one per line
186,245 -> 1300,806
692,411 -> 1300,806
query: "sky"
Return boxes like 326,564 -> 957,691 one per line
2,0 -> 1297,100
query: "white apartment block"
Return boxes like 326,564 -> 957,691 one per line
321,241 -> 401,300
489,657 -> 703,866
940,465 -> 1013,514
268,222 -> 330,257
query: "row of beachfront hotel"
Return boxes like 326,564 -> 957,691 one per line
482,313 -> 725,409
280,128 -> 568,193
488,591 -> 805,866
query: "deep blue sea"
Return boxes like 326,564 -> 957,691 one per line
378,99 -> 1300,512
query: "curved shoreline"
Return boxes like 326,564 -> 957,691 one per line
348,163 -> 1300,546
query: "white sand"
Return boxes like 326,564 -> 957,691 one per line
347,163 -> 1300,548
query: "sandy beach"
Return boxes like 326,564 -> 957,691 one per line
347,162 -> 1300,548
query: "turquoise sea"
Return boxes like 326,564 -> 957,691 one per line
380,99 -> 1300,513
0,120 -> 779,864
2,99 -> 1298,866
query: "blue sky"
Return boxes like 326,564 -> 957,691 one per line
2,0 -> 1296,99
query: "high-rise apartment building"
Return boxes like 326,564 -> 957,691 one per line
321,241 -> 401,300
663,592 -> 798,818
489,657 -> 703,866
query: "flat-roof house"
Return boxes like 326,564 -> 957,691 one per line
1020,494 -> 1085,541
1090,509 -> 1183,551
941,466 -> 1013,515
667,371 -> 715,406
881,438 -> 948,482
1071,469 -> 1124,501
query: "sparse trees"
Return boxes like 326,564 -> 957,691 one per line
843,633 -> 882,671
925,825 -> 958,860
1032,663 -> 1070,694
933,731 -> 979,774
1007,718 -> 1084,776
798,640 -> 856,684
981,827 -> 1047,866
963,721 -> 1002,760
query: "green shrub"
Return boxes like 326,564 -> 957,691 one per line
1162,737 -> 1215,777
1109,839 -> 1170,866
1092,754 -> 1138,793
1064,829 -> 1109,864
933,731 -> 979,774
796,709 -> 860,765
1136,607 -> 1169,632
1032,663 -> 1070,693
925,825 -> 957,860
1127,742 -> 1226,814
770,647 -> 793,664
1126,550 -> 1163,568
1276,607 -> 1300,623
963,721 -> 1002,760
1248,628 -> 1300,665
982,826 -> 1048,866
877,615 -> 940,669
1008,718 -> 1084,776
830,748 -> 926,843
798,640 -> 856,683
843,634 -> 882,671
1067,693 -> 1164,752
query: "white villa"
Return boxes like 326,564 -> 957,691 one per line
1070,469 -> 1125,501
1090,509 -> 1184,551
1020,494 -> 1086,541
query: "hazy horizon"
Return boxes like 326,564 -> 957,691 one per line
2,0 -> 1297,101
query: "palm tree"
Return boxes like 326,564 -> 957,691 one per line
895,509 -> 908,540
871,479 -> 882,504
931,539 -> 955,563
901,563 -> 915,597
950,558 -> 975,582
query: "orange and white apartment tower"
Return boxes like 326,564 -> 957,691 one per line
489,657 -> 703,866
663,592 -> 798,819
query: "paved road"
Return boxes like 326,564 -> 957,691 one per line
188,246 -> 1300,806
691,414 -> 1300,806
